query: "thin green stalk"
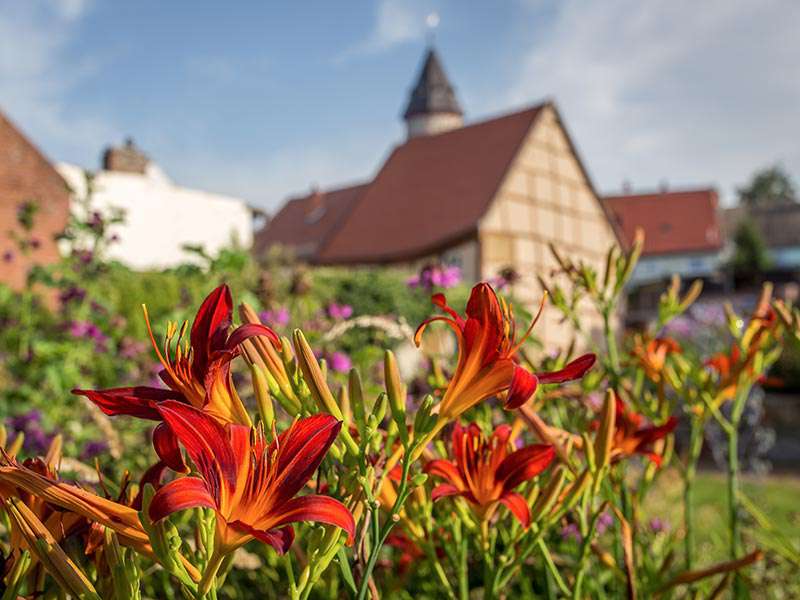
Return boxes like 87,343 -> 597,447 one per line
727,387 -> 748,599
538,539 -> 570,597
683,419 -> 704,571
458,535 -> 469,600
572,509 -> 606,600
355,448 -> 415,600
197,552 -> 225,598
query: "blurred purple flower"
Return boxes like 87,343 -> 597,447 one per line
29,238 -> 41,250
663,315 -> 694,338
259,306 -> 290,328
67,320 -> 109,352
8,410 -> 53,455
560,523 -> 582,542
87,211 -> 105,233
73,249 -> 94,265
407,264 -> 461,290
81,440 -> 109,461
119,337 -> 148,360
584,391 -> 603,412
59,286 -> 86,306
2,250 -> 13,263
327,351 -> 352,374
9,409 -> 42,431
23,428 -> 54,455
649,517 -> 669,534
327,302 -> 353,320
596,511 -> 614,534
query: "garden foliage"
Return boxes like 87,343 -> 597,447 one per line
0,201 -> 798,599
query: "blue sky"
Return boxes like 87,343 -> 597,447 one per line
1,1 -> 798,210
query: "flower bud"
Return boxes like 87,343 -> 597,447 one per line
413,395 -> 437,436
5,498 -> 101,600
349,368 -> 367,433
411,473 -> 428,487
250,363 -> 275,429
530,466 -> 566,523
384,351 -> 408,445
594,390 -> 617,471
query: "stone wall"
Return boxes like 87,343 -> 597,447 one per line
479,105 -> 618,349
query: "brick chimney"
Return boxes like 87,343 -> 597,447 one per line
102,138 -> 149,174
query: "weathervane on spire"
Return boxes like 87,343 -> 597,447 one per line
425,11 -> 440,45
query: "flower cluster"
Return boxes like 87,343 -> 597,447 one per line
0,245 -> 789,599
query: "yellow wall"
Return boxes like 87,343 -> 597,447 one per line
479,105 -> 618,350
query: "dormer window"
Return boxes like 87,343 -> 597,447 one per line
305,204 -> 326,224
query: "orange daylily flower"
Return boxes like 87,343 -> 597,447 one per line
148,401 -> 355,557
424,422 -> 554,528
595,396 -> 677,466
74,284 -> 279,471
415,283 -> 595,420
633,336 -> 681,382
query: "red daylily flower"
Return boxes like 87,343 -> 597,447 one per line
424,422 -> 554,528
415,283 -> 595,418
74,285 -> 278,471
596,396 -> 677,466
148,401 -> 354,556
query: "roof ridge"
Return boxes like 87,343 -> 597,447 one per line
402,101 -> 548,144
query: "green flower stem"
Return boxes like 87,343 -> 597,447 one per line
538,539 -> 569,597
572,508 -> 606,600
683,417 -> 704,571
355,443 -> 417,600
197,551 -> 225,599
458,535 -> 469,600
727,385 -> 749,599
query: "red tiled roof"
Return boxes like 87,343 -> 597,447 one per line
254,183 -> 368,259
603,188 -> 722,255
319,105 -> 544,263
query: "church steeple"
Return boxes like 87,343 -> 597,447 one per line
403,47 -> 463,139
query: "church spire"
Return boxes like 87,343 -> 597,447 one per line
403,47 -> 464,139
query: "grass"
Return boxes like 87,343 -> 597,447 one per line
641,467 -> 800,599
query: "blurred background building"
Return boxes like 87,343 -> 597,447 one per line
0,110 -> 70,292
57,139 -> 253,270
256,47 -> 619,342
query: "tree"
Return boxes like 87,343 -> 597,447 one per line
730,220 -> 772,283
737,165 -> 797,209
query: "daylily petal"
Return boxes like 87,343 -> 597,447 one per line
634,417 -> 678,448
266,495 -> 355,544
72,387 -> 180,420
431,483 -> 462,501
155,401 -> 237,501
505,366 -> 539,409
190,284 -> 233,381
496,444 -> 555,491
132,460 -> 169,510
235,523 -> 296,555
423,460 -> 465,490
226,323 -> 279,351
499,491 -> 531,528
152,422 -> 187,473
268,415 -> 342,505
149,477 -> 216,523
536,353 -> 596,384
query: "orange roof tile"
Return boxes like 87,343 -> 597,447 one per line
603,188 -> 722,256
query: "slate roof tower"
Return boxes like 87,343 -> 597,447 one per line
403,47 -> 463,138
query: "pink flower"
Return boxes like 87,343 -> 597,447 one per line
327,303 -> 353,320
327,351 -> 352,374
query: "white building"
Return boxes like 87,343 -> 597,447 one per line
57,140 -> 253,270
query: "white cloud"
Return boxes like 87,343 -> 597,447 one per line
337,0 -> 439,61
0,1 -> 116,165
505,0 -> 800,204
